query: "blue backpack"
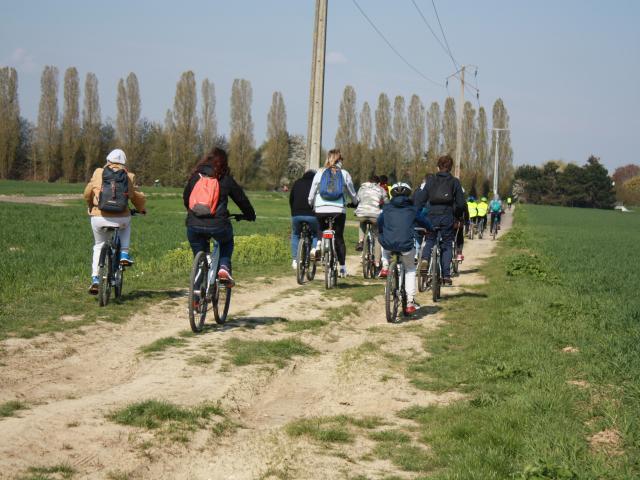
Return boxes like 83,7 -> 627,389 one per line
319,168 -> 344,201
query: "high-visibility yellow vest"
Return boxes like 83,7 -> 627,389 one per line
476,201 -> 488,217
467,201 -> 478,218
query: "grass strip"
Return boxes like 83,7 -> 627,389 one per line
225,338 -> 317,368
0,400 -> 28,418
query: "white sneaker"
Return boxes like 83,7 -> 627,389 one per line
339,266 -> 348,278
310,248 -> 317,259
292,259 -> 297,270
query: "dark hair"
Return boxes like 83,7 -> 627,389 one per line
437,155 -> 454,172
379,175 -> 388,183
192,147 -> 230,179
369,173 -> 379,183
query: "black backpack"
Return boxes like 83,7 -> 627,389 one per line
98,166 -> 129,213
428,175 -> 455,205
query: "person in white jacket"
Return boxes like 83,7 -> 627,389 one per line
308,149 -> 358,277
354,174 -> 387,266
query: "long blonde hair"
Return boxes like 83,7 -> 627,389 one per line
324,149 -> 342,169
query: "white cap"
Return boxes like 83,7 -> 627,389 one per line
106,149 -> 127,165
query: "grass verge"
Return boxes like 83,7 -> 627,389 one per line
0,399 -> 28,418
286,415 -> 385,444
225,338 -> 317,368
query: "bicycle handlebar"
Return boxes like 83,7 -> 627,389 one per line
230,214 -> 247,221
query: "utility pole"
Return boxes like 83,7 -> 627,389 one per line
492,127 -> 509,196
306,0 -> 328,170
454,65 -> 465,178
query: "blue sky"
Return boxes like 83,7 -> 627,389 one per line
1,0 -> 639,171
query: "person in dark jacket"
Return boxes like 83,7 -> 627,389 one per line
183,147 -> 256,287
377,183 -> 432,315
414,155 -> 465,285
289,170 -> 319,269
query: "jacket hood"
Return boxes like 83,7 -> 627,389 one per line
390,195 -> 413,207
196,164 -> 215,177
302,170 -> 316,180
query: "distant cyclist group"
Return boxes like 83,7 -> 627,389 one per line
83,146 -> 508,325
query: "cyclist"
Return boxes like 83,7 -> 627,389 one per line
507,196 -> 513,210
84,148 -> 146,294
377,183 -> 431,315
476,196 -> 489,233
289,170 -> 319,269
414,155 -> 465,286
308,149 -> 358,278
355,173 -> 387,259
466,195 -> 478,236
489,195 -> 504,232
183,147 -> 256,288
454,199 -> 468,263
379,175 -> 391,197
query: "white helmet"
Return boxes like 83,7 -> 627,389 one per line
390,182 -> 412,197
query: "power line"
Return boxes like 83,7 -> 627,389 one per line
410,0 -> 458,70
431,0 -> 458,68
351,0 -> 444,87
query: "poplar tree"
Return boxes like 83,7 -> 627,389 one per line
200,78 -> 217,152
392,95 -> 408,180
474,106 -> 489,183
229,78 -> 255,184
460,101 -> 476,190
164,109 -> 176,178
0,67 -> 20,179
426,101 -> 441,172
490,98 -> 514,195
264,91 -> 288,188
61,67 -> 80,181
173,71 -> 198,176
360,101 -> 372,149
82,73 -> 101,180
37,65 -> 59,180
116,73 -> 141,169
335,85 -> 358,178
374,93 -> 393,176
407,94 -> 425,185
442,97 -> 456,158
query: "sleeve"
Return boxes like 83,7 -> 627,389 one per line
356,185 -> 363,204
415,210 -> 433,230
413,183 -> 428,212
289,182 -> 295,213
128,173 -> 146,212
83,169 -> 99,205
343,170 -> 358,203
377,211 -> 384,234
308,170 -> 322,207
183,174 -> 197,210
380,186 -> 388,204
453,179 -> 465,218
229,177 -> 256,221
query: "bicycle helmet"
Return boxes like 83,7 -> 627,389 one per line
468,195 -> 475,202
481,196 -> 487,202
390,182 -> 412,197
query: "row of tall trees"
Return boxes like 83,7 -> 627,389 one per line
334,86 -> 513,195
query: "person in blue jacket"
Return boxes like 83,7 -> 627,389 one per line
377,182 -> 432,315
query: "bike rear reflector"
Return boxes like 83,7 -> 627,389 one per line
322,231 -> 334,239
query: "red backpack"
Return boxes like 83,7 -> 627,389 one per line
189,174 -> 220,217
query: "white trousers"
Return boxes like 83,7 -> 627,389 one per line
90,216 -> 131,276
382,247 -> 417,302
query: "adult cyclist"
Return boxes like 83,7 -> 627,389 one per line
489,195 -> 504,233
476,196 -> 489,233
308,149 -> 358,278
507,196 -> 513,210
289,170 -> 319,269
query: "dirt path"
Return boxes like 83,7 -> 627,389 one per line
0,213 -> 513,480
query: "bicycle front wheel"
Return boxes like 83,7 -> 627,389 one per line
98,247 -> 112,307
213,280 -> 232,325
188,251 -> 209,333
296,237 -> 307,285
114,265 -> 124,299
385,259 -> 400,323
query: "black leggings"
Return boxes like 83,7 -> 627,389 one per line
316,213 -> 347,265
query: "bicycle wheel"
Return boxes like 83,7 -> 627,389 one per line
324,248 -> 333,289
362,234 -> 371,279
478,220 -> 484,239
417,250 -> 427,293
114,265 -> 124,298
491,222 -> 497,240
306,241 -> 317,281
188,251 -> 209,333
385,259 -> 400,323
213,279 -> 232,325
431,246 -> 440,303
296,237 -> 307,285
98,247 -> 112,307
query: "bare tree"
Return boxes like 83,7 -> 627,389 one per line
229,78 -> 255,184
200,78 -> 217,153
116,72 -> 141,169
491,98 -> 514,195
442,97 -> 456,158
164,108 -> 176,177
264,91 -> 289,188
0,67 -> 20,179
475,106 -> 489,181
407,94 -> 425,185
426,101 -> 441,172
392,95 -> 408,180
374,93 -> 393,176
173,71 -> 198,176
37,65 -> 59,180
61,67 -> 80,181
82,72 -> 101,180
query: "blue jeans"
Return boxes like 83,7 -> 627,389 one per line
187,225 -> 234,272
291,216 -> 319,258
423,214 -> 455,278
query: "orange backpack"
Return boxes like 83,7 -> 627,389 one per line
189,174 -> 220,217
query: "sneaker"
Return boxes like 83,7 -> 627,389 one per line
292,259 -> 298,270
310,248 -> 318,261
404,301 -> 420,315
355,241 -> 363,252
419,259 -> 429,274
88,276 -> 99,295
119,251 -> 134,266
339,266 -> 348,278
456,253 -> 464,262
218,267 -> 235,288
378,268 -> 389,278
442,277 -> 453,286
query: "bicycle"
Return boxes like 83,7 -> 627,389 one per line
361,220 -> 378,279
450,226 -> 461,277
467,217 -> 477,240
477,216 -> 486,239
385,251 -> 408,323
188,214 -> 245,333
415,227 -> 429,293
417,227 -> 445,302
296,221 -> 317,285
490,213 -> 500,240
97,209 -> 141,307
321,216 -> 339,289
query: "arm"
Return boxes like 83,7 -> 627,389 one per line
453,179 -> 465,218
128,173 -> 146,212
289,182 -> 295,212
229,177 -> 256,221
415,209 -> 433,230
83,169 -> 99,206
377,211 -> 384,234
183,174 -> 197,210
308,170 -> 322,207
343,170 -> 358,204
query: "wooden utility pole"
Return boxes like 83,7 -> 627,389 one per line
492,127 -> 509,196
454,65 -> 465,178
306,0 -> 328,170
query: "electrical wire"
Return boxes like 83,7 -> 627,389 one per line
351,0 -> 444,87
431,0 -> 458,68
410,0 -> 458,70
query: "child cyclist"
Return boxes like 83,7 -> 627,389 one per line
84,148 -> 146,294
377,183 -> 431,315
355,173 -> 387,258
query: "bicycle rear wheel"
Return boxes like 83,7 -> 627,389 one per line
431,247 -> 440,303
98,247 -> 112,307
188,251 -> 209,333
306,242 -> 317,281
213,280 -> 232,325
324,249 -> 334,289
385,259 -> 400,323
417,251 -> 428,292
296,237 -> 307,285
362,234 -> 372,279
